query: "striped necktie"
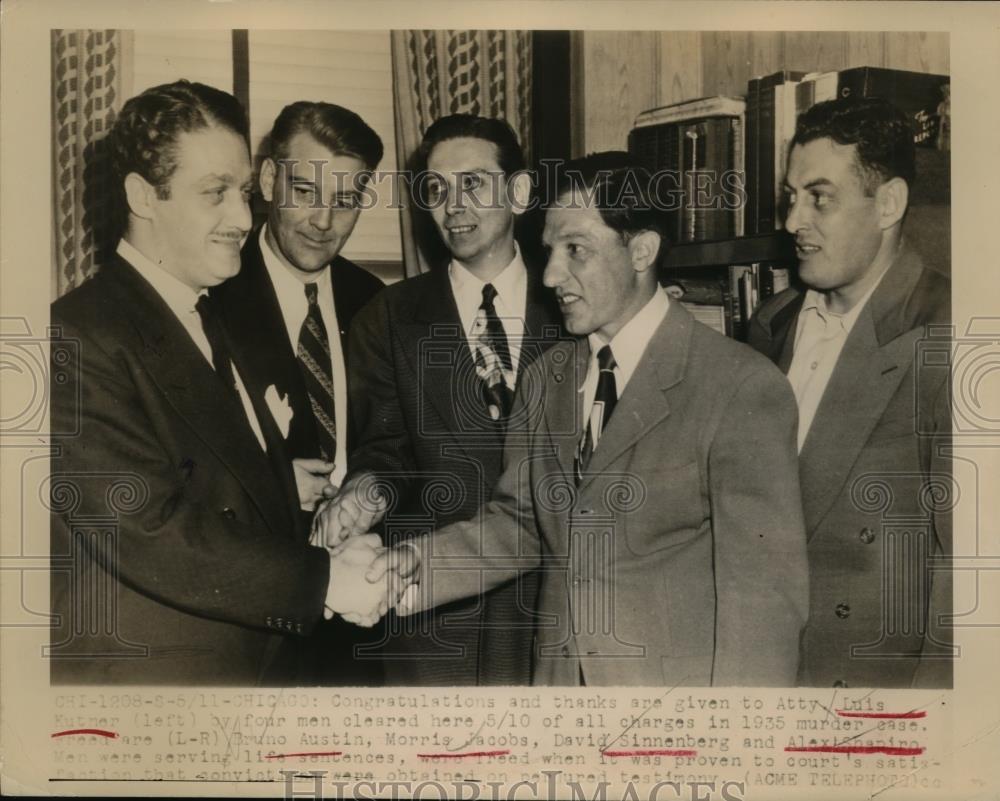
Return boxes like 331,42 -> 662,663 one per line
575,344 -> 617,484
297,282 -> 337,460
471,283 -> 515,422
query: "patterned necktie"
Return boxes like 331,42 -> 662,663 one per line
297,282 -> 337,460
575,344 -> 618,484
471,283 -> 515,422
195,294 -> 238,395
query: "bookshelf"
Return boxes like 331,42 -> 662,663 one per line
663,232 -> 794,271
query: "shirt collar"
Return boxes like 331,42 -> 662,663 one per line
800,264 -> 890,334
585,287 -> 670,389
259,222 -> 331,298
448,243 -> 526,311
116,238 -> 205,314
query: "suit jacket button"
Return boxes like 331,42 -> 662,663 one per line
561,645 -> 570,658
221,507 -> 236,520
554,373 -> 564,383
859,527 -> 876,544
833,680 -> 848,688
835,603 -> 851,619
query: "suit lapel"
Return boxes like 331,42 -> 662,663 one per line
758,291 -> 804,373
108,260 -> 294,538
797,310 -> 915,533
228,231 -> 300,386
402,268 -> 482,443
579,302 -> 688,485
545,337 -> 589,482
796,244 -> 934,534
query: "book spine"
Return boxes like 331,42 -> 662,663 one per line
745,77 -> 760,236
758,82 -> 777,232
732,116 -> 745,238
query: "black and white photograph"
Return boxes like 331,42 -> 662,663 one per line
1,2 -> 998,799
45,26 -> 953,689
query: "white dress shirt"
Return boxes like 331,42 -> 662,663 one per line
117,238 -> 267,450
259,224 -> 349,487
786,270 -> 889,451
448,244 -> 528,376
580,287 -> 671,431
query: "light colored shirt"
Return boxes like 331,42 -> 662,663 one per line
117,238 -> 266,451
448,244 -> 528,376
787,270 -> 888,451
580,287 -> 671,435
259,223 -> 349,487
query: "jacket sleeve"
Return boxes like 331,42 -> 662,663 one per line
50,314 -> 330,636
344,293 -> 418,506
400,357 -> 547,613
913,372 -> 954,688
707,361 -> 809,686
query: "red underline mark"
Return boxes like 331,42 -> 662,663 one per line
835,710 -> 927,719
785,746 -> 924,756
601,749 -> 698,758
51,729 -> 119,739
417,750 -> 510,759
263,751 -> 343,759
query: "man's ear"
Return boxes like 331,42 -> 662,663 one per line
259,157 -> 277,203
875,176 -> 909,231
627,230 -> 662,274
507,170 -> 533,218
123,172 -> 158,221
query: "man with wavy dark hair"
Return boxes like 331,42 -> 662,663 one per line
210,100 -> 389,684
365,151 -> 809,686
50,81 -> 408,685
335,113 -> 562,685
748,95 -> 953,688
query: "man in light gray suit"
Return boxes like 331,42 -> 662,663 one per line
364,153 -> 809,686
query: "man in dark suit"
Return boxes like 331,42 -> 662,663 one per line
748,96 -> 953,688
340,114 -> 562,685
210,102 -> 387,684
368,153 -> 809,686
49,81 -> 405,685
212,101 -> 385,511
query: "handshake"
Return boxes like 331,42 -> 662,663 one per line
308,473 -> 419,627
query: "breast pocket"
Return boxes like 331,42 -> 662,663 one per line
622,460 -> 706,556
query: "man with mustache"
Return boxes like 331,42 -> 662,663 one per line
337,114 -> 562,685
748,96 -> 953,688
366,152 -> 809,686
49,82 -> 403,685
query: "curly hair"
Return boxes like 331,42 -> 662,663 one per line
792,96 -> 915,195
266,101 -> 383,171
108,80 -> 249,202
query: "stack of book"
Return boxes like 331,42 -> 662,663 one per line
629,96 -> 746,244
666,263 -> 790,340
745,66 -> 950,235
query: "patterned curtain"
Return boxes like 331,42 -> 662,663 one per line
391,30 -> 533,277
51,30 -> 132,298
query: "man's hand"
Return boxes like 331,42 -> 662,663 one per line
293,458 -> 337,511
323,534 -> 387,627
323,538 -> 421,627
363,543 -> 422,616
310,472 -> 387,549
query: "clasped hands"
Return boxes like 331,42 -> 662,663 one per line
310,474 -> 419,627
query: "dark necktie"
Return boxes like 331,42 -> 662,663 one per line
297,282 -> 337,460
471,283 -> 515,422
195,294 -> 239,395
575,344 -> 617,484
